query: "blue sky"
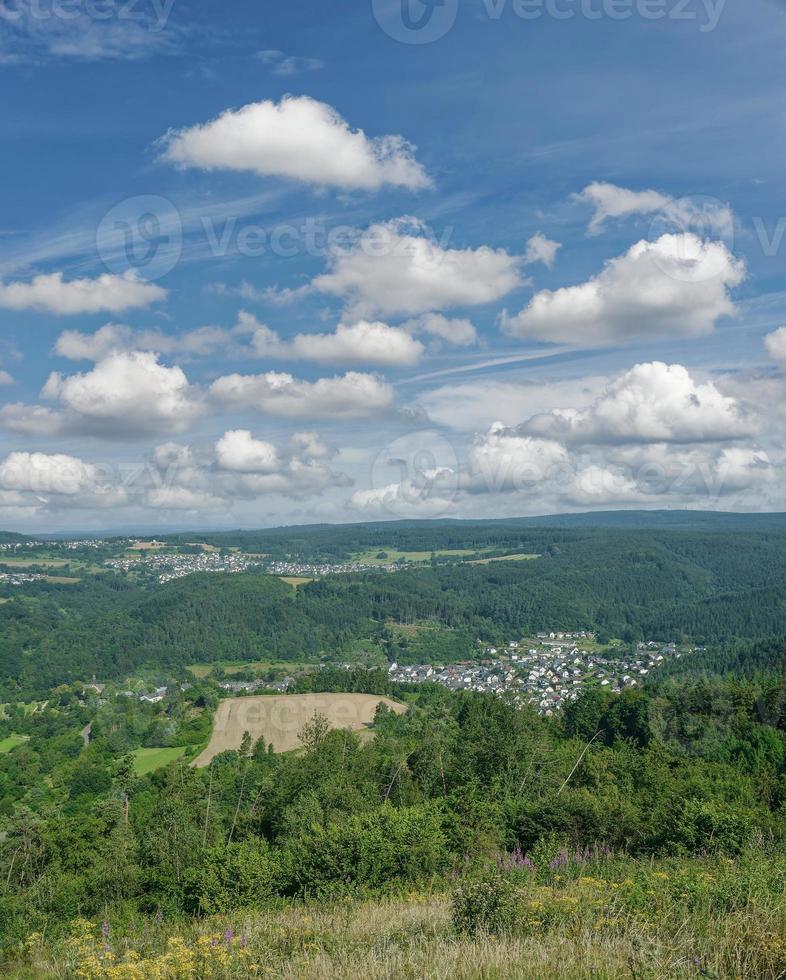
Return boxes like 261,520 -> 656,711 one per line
0,0 -> 785,530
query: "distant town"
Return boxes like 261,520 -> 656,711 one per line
105,550 -> 390,582
388,633 -> 687,715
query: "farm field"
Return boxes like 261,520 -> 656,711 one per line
186,659 -> 318,679
278,575 -> 313,587
352,548 -> 486,565
192,693 -> 407,766
467,552 -> 540,564
132,746 -> 190,775
0,558 -> 72,568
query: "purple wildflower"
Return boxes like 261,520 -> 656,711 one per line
500,845 -> 536,872
224,928 -> 234,944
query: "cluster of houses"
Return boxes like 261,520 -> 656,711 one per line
104,550 -> 390,583
218,678 -> 294,694
106,550 -> 264,582
0,539 -> 106,553
260,559 -> 391,577
388,637 -> 683,715
0,570 -> 50,585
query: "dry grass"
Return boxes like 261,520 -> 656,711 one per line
18,887 -> 786,979
192,693 -> 407,765
227,894 -> 784,980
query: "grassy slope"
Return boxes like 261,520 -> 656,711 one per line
131,746 -> 189,775
15,852 -> 786,978
0,734 -> 28,754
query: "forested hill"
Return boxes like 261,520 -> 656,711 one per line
156,511 -> 786,559
7,508 -> 786,545
0,531 -> 29,543
2,527 -> 786,695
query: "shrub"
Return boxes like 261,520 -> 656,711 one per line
280,803 -> 450,895
661,798 -> 754,855
452,873 -> 519,936
182,839 -> 277,915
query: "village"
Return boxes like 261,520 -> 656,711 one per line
0,570 -> 51,586
104,550 -> 391,582
388,635 -> 685,715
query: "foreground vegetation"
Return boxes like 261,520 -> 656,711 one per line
10,849 -> 786,978
2,673 -> 786,977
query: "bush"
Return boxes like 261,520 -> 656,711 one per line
660,798 -> 755,855
280,803 -> 450,895
181,839 -> 277,915
452,873 -> 519,936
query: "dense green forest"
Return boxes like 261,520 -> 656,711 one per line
3,526 -> 786,696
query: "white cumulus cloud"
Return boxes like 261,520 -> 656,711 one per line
41,350 -> 202,435
501,234 -> 744,346
312,218 -> 523,318
290,320 -> 424,366
160,96 -> 430,191
236,312 -> 425,366
577,182 -> 733,237
215,430 -> 281,473
404,313 -> 478,347
465,423 -> 570,493
210,369 -> 393,419
520,362 -> 756,445
0,451 -> 100,495
0,272 -> 166,315
765,327 -> 786,364
54,323 -> 231,360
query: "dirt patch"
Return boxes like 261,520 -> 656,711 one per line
192,693 -> 407,766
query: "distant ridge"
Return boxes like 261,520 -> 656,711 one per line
4,509 -> 786,539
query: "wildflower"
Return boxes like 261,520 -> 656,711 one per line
224,927 -> 234,944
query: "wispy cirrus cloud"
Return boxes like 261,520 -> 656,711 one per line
0,1 -> 181,65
